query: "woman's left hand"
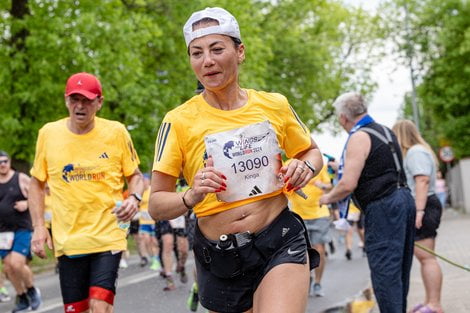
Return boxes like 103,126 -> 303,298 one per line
279,159 -> 314,192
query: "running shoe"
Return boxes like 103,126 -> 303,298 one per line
0,287 -> 11,303
312,283 -> 325,297
11,293 -> 30,313
328,241 -> 336,254
150,259 -> 162,272
163,276 -> 176,291
176,266 -> 188,284
345,249 -> 352,260
119,258 -> 128,269
140,256 -> 149,267
0,287 -> 11,302
26,287 -> 42,310
187,282 -> 199,312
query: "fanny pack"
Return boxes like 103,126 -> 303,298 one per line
194,228 -> 261,279
193,209 -> 320,279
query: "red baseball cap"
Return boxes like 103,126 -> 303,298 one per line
65,72 -> 102,99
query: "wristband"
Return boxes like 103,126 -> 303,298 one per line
304,160 -> 316,175
182,188 -> 193,210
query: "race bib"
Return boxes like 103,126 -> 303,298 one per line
0,232 -> 14,250
204,121 -> 283,202
169,215 -> 185,229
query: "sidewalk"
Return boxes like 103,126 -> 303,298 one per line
407,208 -> 470,312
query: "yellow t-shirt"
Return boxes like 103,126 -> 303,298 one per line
139,188 -> 155,225
153,89 -> 311,217
30,117 -> 140,257
288,165 -> 331,220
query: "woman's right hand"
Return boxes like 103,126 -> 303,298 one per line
187,156 -> 227,206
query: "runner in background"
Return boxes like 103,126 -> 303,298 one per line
287,163 -> 332,298
138,174 -> 162,271
155,209 -> 189,290
0,150 -> 42,312
29,73 -> 144,313
0,272 -> 11,303
345,202 -> 365,260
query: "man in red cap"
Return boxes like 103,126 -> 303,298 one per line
28,72 -> 144,313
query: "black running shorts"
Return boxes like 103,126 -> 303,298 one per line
58,251 -> 121,313
415,194 -> 442,241
193,208 -> 319,313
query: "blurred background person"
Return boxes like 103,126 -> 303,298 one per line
320,92 -> 415,313
0,272 -> 11,303
0,150 -> 42,312
137,174 -> 162,271
393,120 -> 443,313
435,171 -> 447,209
345,202 -> 365,260
287,163 -> 332,298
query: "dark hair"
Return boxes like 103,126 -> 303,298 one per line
0,150 -> 9,158
195,81 -> 204,94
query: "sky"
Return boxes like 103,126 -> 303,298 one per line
313,0 -> 410,160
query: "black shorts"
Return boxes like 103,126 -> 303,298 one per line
155,220 -> 187,238
415,194 -> 442,241
129,220 -> 139,235
193,208 -> 319,313
58,251 -> 121,313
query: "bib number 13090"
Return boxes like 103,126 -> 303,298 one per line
204,120 -> 282,202
231,156 -> 269,174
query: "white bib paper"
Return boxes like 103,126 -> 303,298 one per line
204,121 -> 283,203
0,232 -> 14,250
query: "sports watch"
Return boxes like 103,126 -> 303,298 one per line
130,193 -> 142,202
303,160 -> 316,175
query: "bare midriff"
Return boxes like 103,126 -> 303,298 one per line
197,193 -> 287,240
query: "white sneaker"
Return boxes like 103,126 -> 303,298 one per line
119,258 -> 128,269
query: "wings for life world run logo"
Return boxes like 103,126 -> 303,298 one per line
222,133 -> 269,159
62,164 -> 105,183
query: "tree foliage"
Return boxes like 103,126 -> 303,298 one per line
1,0 -> 380,171
385,0 -> 470,159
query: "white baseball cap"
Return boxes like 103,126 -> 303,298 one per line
183,7 -> 241,47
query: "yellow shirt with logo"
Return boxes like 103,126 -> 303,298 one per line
138,188 -> 155,225
30,117 -> 140,257
288,165 -> 331,220
153,89 -> 311,217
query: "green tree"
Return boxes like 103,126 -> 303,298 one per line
386,0 -> 470,159
260,0 -> 382,129
1,0 -> 381,170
